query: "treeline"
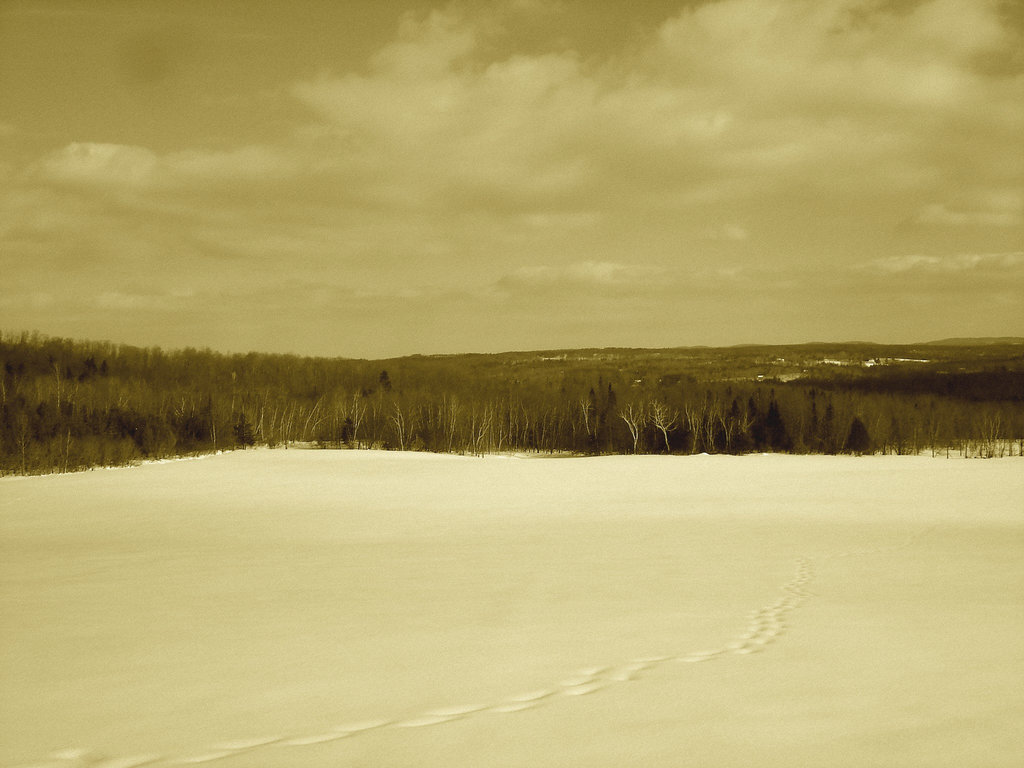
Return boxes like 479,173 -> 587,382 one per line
1,331 -> 1022,475
801,368 -> 1024,401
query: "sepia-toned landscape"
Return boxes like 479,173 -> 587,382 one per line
2,1 -> 1023,766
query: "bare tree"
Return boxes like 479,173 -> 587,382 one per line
254,396 -> 267,445
52,360 -> 63,410
649,401 -> 678,453
496,398 -> 513,453
390,401 -> 407,451
16,411 -> 29,474
683,400 -> 703,453
733,399 -> 755,451
470,403 -> 494,455
579,397 -> 593,441
264,403 -> 279,446
441,393 -> 461,452
518,401 -> 533,451
718,396 -> 753,453
61,428 -> 72,474
619,402 -> 646,454
349,394 -> 366,447
979,409 -> 1003,458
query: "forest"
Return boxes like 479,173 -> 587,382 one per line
1,330 -> 1022,475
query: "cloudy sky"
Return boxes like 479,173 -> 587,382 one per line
1,0 -> 1021,357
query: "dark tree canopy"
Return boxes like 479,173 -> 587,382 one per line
0,331 -> 1020,474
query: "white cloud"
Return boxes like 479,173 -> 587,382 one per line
520,211 -> 599,229
370,6 -> 480,77
33,141 -> 304,191
21,0 -> 1023,228
38,142 -> 159,186
914,189 -> 1023,227
862,252 -> 1024,274
0,292 -> 54,310
915,204 -> 1021,227
702,224 -> 749,241
168,145 -> 304,182
498,260 -> 664,291
284,0 -> 1022,219
93,291 -> 178,311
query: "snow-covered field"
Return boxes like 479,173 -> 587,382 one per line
1,450 -> 1022,768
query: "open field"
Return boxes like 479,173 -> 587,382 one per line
1,451 -> 1022,767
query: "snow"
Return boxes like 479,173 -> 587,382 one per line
1,451 -> 1022,767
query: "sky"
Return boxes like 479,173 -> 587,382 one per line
1,0 -> 1022,358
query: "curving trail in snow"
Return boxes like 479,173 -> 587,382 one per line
14,536 -> 931,768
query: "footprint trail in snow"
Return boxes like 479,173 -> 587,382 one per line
17,537 -> 928,768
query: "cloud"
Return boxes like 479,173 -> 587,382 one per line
285,0 -> 1022,220
843,251 -> 1024,311
497,260 -> 664,291
37,142 -> 159,187
93,290 -> 191,311
914,203 -> 1022,227
493,251 -> 1024,302
520,211 -> 599,229
863,252 -> 1024,274
913,189 -> 1023,227
20,0 -> 1024,226
32,141 -> 306,192
702,224 -> 749,241
491,260 -> 807,304
653,0 -> 1015,110
2,0 -> 1022,356
292,46 -> 599,209
0,292 -> 55,310
369,6 -> 480,76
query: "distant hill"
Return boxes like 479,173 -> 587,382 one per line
923,337 -> 1024,346
2,329 -> 1022,474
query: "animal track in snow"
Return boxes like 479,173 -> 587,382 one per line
23,539 -> 934,768
12,557 -> 814,767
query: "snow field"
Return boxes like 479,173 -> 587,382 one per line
1,450 -> 1022,767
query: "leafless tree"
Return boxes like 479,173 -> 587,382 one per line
390,401 -> 407,451
301,395 -> 325,442
440,394 -> 460,452
496,399 -> 514,453
619,402 -> 646,454
16,411 -> 29,474
348,394 -> 365,446
979,410 -> 1003,458
52,361 -> 63,410
650,400 -> 678,452
682,400 -> 703,453
734,399 -> 755,450
470,402 -> 494,455
61,428 -> 72,474
579,397 -> 593,440
702,395 -> 723,452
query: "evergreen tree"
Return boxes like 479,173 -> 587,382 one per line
233,412 -> 255,448
846,416 -> 872,455
748,395 -> 766,450
765,398 -> 792,451
821,401 -> 835,454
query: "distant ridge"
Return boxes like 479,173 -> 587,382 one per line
923,337 -> 1024,346
4,328 -> 1023,359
